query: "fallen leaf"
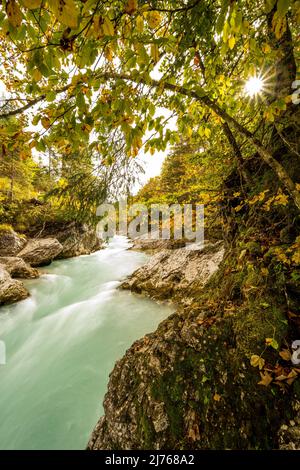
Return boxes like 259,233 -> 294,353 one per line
188,424 -> 200,441
287,369 -> 298,386
258,372 -> 273,387
279,349 -> 291,361
275,374 -> 288,381
288,311 -> 299,319
250,355 -> 265,370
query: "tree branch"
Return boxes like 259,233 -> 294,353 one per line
0,84 -> 70,119
1,69 -> 299,210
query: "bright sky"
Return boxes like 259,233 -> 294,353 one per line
0,80 -> 6,95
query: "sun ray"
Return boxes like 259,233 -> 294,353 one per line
244,76 -> 264,97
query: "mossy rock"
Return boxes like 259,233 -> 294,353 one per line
88,306 -> 292,450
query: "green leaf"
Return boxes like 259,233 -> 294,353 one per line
216,0 -> 229,34
35,139 -> 46,151
76,93 -> 86,111
277,0 -> 291,16
49,0 -> 79,29
22,0 -> 42,9
46,91 -> 56,102
264,0 -> 277,13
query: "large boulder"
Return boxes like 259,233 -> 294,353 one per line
131,235 -> 186,253
121,242 -> 225,302
0,257 -> 39,279
87,306 -> 291,450
0,265 -> 29,306
25,222 -> 102,259
0,228 -> 27,256
18,238 -> 63,267
55,223 -> 103,259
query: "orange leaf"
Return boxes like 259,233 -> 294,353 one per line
275,374 -> 288,381
287,369 -> 298,386
213,393 -> 221,402
279,349 -> 291,361
258,372 -> 273,387
125,0 -> 138,15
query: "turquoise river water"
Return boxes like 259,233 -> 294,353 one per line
0,236 -> 173,450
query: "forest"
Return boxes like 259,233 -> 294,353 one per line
0,0 -> 300,452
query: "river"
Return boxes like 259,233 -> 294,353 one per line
0,236 -> 173,450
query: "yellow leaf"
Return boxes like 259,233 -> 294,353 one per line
150,43 -> 159,63
49,0 -> 79,29
146,11 -> 162,29
41,117 -> 51,129
92,15 -> 103,39
136,15 -> 144,33
262,43 -> 271,54
250,355 -> 265,370
273,247 -> 290,265
265,338 -> 279,349
279,349 -> 291,361
103,17 -> 114,36
123,18 -> 132,38
6,0 -> 22,28
125,0 -> 138,15
275,374 -> 288,381
104,46 -> 113,62
274,192 -> 289,206
261,267 -> 269,276
228,36 -> 236,49
32,69 -> 42,82
284,94 -> 292,104
292,249 -> 300,265
213,393 -> 221,402
272,12 -> 287,39
258,372 -> 273,387
21,0 -> 41,8
204,128 -> 211,138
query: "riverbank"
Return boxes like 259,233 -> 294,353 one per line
0,223 -> 102,306
88,236 -> 300,450
0,237 -> 174,450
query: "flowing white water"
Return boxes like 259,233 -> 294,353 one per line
0,237 -> 173,450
